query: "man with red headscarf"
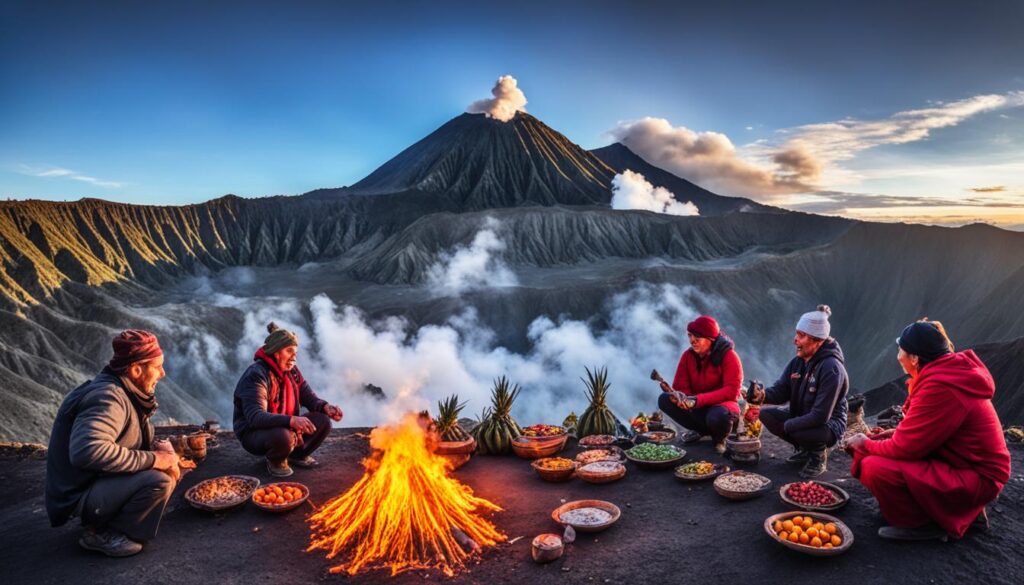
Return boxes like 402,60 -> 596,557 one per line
233,323 -> 343,477
46,330 -> 181,557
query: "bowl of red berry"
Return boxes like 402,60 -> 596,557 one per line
779,480 -> 849,511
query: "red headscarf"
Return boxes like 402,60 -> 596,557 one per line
108,329 -> 163,372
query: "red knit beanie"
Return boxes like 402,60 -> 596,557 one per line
109,329 -> 163,372
686,315 -> 720,339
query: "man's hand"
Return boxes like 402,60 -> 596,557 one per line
153,439 -> 175,454
290,416 -> 317,434
324,404 -> 343,422
843,432 -> 869,453
659,381 -> 673,393
152,451 -> 180,471
679,395 -> 697,410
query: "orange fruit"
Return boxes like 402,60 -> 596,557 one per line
276,496 -> 285,505
831,534 -> 842,546
823,543 -> 834,549
824,523 -> 837,535
773,521 -> 783,533
802,518 -> 813,530
814,522 -> 825,532
782,520 -> 794,532
788,532 -> 800,543
792,524 -> 803,534
810,536 -> 823,547
792,516 -> 803,525
807,527 -> 819,539
799,533 -> 810,545
779,531 -> 789,541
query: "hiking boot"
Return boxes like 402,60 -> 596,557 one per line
79,529 -> 143,557
713,440 -> 727,454
798,449 -> 827,478
266,458 -> 294,477
878,525 -> 948,542
786,448 -> 810,464
288,455 -> 319,469
680,430 -> 704,444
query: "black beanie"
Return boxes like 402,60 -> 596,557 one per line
897,322 -> 952,364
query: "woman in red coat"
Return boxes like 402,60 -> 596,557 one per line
657,315 -> 743,454
846,320 -> 1011,541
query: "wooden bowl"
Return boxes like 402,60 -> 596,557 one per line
637,429 -> 677,444
551,500 -> 621,533
713,470 -> 772,500
574,446 -> 625,466
512,435 -> 568,459
779,481 -> 850,512
435,436 -> 476,456
185,475 -> 260,512
764,511 -> 854,556
624,445 -> 687,470
252,482 -> 309,513
576,461 -> 626,484
531,457 -> 577,482
725,437 -> 762,454
439,453 -> 472,470
577,434 -> 617,448
674,462 -> 730,482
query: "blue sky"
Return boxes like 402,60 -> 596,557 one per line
2,0 -> 1023,226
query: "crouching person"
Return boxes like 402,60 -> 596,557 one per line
749,305 -> 849,478
845,320 -> 1011,541
234,323 -> 343,477
45,330 -> 180,557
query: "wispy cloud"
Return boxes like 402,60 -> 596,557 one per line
610,90 -> 1024,200
787,190 -> 1024,215
18,164 -> 123,188
967,185 -> 1006,193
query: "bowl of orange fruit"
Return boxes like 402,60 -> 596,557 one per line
764,512 -> 853,556
252,482 -> 309,512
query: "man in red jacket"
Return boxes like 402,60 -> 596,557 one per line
846,320 -> 1011,541
657,315 -> 743,454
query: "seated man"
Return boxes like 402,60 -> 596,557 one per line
46,330 -> 181,557
234,322 -> 343,477
749,305 -> 849,478
845,320 -> 1011,541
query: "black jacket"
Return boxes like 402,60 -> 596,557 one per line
232,360 -> 327,437
763,338 -> 849,439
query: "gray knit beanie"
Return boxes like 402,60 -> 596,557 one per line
796,305 -> 832,339
263,322 -> 298,355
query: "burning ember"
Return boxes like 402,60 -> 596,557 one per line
307,413 -> 506,576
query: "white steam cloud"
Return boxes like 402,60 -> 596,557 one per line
426,219 -> 518,293
466,75 -> 528,122
610,91 -> 1024,199
611,170 -> 699,216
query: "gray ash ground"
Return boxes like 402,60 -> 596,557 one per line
0,429 -> 1021,585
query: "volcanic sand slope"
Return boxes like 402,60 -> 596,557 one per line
0,429 -> 1021,584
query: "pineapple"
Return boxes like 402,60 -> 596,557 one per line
471,376 -> 524,454
434,394 -> 471,442
576,366 -> 617,437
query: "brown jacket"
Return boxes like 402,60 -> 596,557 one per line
45,368 -> 157,527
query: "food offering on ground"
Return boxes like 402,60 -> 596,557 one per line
521,424 -> 567,438
678,461 -> 714,475
766,512 -> 852,555
185,475 -> 260,511
578,434 -> 617,448
576,461 -> 626,484
638,430 -> 676,444
713,470 -> 771,500
781,481 -> 850,511
575,448 -> 623,465
531,534 -> 564,563
576,367 -> 617,437
630,412 -> 649,433
647,410 -> 665,431
625,443 -> 682,461
252,482 -> 309,511
737,419 -> 763,440
551,500 -> 621,532
534,457 -> 574,471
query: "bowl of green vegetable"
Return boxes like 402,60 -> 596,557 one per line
623,443 -> 686,470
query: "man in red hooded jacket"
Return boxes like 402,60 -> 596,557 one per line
846,320 -> 1011,541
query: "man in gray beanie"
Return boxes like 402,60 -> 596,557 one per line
748,305 -> 849,478
233,323 -> 343,477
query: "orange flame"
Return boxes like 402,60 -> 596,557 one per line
307,413 -> 506,576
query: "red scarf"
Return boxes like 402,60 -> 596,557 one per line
255,348 -> 298,416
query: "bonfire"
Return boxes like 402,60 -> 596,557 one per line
307,412 -> 506,576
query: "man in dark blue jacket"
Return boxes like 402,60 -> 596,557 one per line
233,323 -> 343,477
749,305 -> 849,478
